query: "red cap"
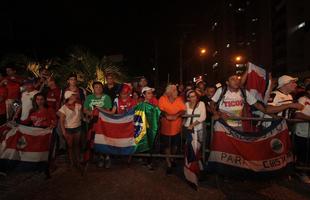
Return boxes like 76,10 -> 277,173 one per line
121,84 -> 132,94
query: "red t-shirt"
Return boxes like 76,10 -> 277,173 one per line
114,97 -> 137,114
21,107 -> 57,128
5,76 -> 22,99
47,87 -> 61,111
146,97 -> 158,106
0,86 -> 8,115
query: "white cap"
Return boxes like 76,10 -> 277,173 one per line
141,86 -> 155,94
64,91 -> 77,100
277,75 -> 298,89
215,83 -> 222,88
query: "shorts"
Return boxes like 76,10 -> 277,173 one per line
65,126 -> 82,134
161,134 -> 181,148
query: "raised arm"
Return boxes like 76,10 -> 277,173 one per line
240,65 -> 248,87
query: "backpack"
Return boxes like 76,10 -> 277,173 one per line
215,86 -> 259,132
215,86 -> 247,111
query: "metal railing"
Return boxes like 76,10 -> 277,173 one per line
132,114 -> 201,159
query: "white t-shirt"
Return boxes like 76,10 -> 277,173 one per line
212,87 -> 257,127
58,103 -> 82,128
267,90 -> 293,118
184,101 -> 206,131
295,96 -> 310,138
20,90 -> 39,120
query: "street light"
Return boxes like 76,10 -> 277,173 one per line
200,48 -> 207,55
199,48 -> 207,75
235,55 -> 242,62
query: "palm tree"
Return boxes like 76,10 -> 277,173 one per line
66,46 -> 127,92
0,47 -> 128,93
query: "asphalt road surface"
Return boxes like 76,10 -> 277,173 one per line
1,157 -> 310,200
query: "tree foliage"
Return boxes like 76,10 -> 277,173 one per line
0,47 -> 127,92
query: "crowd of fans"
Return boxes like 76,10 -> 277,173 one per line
0,65 -> 309,184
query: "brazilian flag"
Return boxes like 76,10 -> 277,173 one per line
134,102 -> 161,153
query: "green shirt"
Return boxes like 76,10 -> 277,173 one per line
84,94 -> 112,111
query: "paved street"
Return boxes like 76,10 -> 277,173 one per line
1,157 -> 310,200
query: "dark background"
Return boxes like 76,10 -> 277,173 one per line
0,0 -> 309,84
0,1 -> 213,82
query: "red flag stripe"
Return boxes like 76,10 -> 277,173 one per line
5,131 -> 51,152
95,119 -> 134,139
211,130 -> 291,160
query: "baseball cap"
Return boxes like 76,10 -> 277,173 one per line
64,91 -> 77,99
277,75 -> 298,89
120,84 -> 132,94
142,86 -> 155,94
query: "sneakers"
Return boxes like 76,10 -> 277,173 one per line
97,155 -> 105,168
105,156 -> 111,169
298,173 -> 310,184
96,155 -> 111,168
97,160 -> 105,168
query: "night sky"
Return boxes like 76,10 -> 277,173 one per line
0,1 -> 214,82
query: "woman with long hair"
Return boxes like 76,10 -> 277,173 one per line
20,93 -> 56,128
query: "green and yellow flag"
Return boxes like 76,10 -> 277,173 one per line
134,102 -> 161,153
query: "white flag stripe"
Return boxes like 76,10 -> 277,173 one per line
1,148 -> 49,162
209,151 -> 293,172
99,113 -> 134,124
95,134 -> 135,148
248,62 -> 266,78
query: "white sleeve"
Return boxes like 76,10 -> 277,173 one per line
245,90 -> 257,105
197,102 -> 206,122
298,97 -> 306,104
58,105 -> 66,115
211,87 -> 222,103
296,97 -> 306,113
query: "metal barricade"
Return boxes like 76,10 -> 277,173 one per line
133,114 -> 200,159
